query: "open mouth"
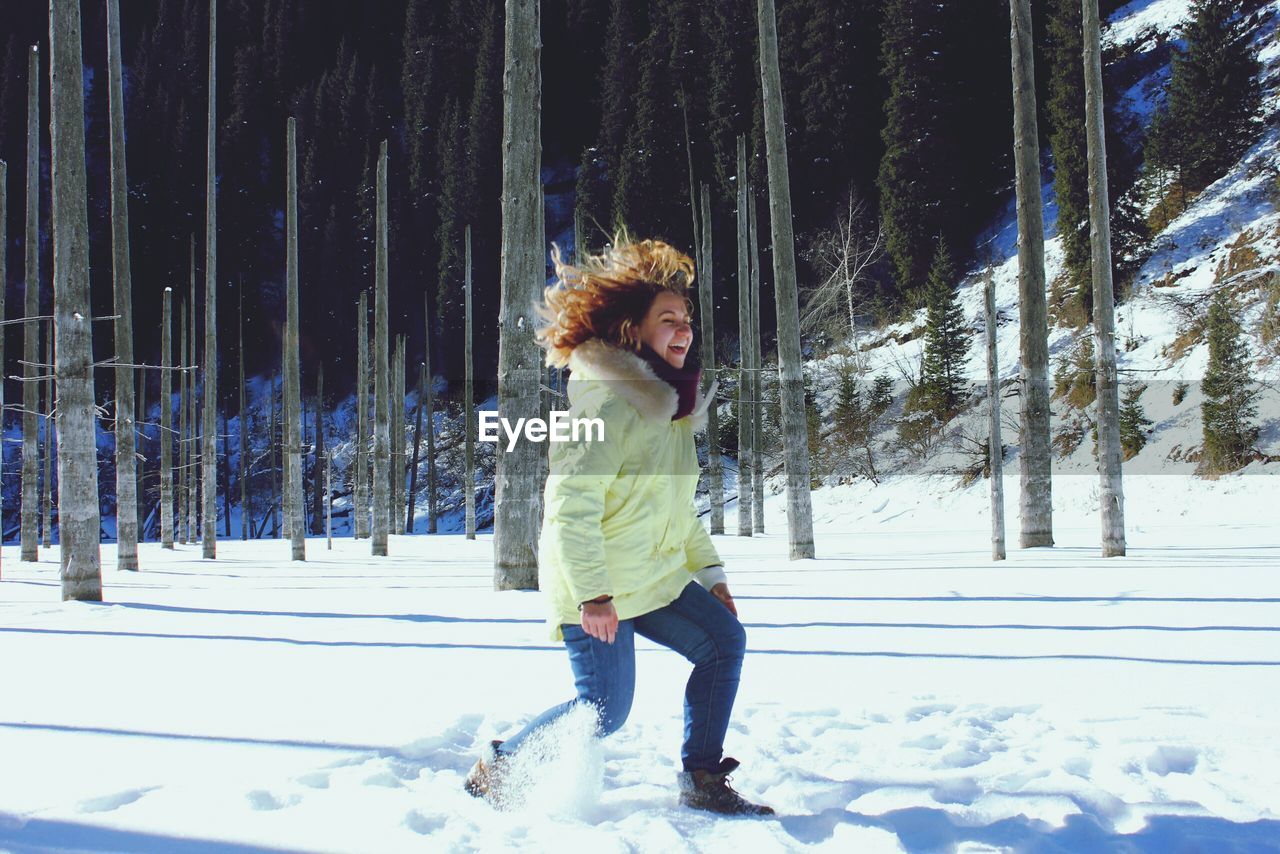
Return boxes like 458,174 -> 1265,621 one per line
668,343 -> 688,356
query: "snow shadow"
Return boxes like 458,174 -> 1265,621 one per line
0,722 -> 393,756
778,804 -> 1280,853
0,627 -> 561,653
108,601 -> 542,625
0,813 -> 309,854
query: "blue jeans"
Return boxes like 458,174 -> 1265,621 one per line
498,582 -> 747,773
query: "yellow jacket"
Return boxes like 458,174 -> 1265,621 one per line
537,338 -> 724,640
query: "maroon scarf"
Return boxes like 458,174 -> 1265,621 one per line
637,343 -> 703,421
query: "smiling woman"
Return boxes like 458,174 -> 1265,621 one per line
462,231 -> 774,816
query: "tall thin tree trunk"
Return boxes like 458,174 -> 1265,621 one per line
573,206 -> 584,263
21,44 -> 41,563
682,89 -> 701,274
179,298 -> 188,543
749,187 -> 765,534
138,367 -> 147,538
188,260 -> 197,542
494,0 -> 543,588
698,183 -> 724,535
372,140 -> 390,557
735,137 -> 754,538
1010,0 -> 1053,549
238,286 -> 247,540
325,451 -> 332,549
270,369 -> 279,538
107,0 -> 138,571
201,0 -> 218,559
392,334 -> 405,529
465,225 -> 476,541
757,0 -> 815,559
1,160 -> 6,563
312,364 -> 325,535
407,361 -> 425,534
40,323 -> 53,547
355,290 -> 369,538
985,277 -> 1006,560
425,295 -> 437,534
221,408 -> 231,537
281,333 -> 290,541
285,117 -> 304,560
161,288 -> 174,548
50,0 -> 102,600
1083,0 -> 1125,557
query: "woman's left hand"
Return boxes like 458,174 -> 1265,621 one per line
710,582 -> 738,617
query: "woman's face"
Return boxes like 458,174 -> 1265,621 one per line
638,290 -> 694,368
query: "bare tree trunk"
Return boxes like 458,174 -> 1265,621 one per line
392,334 -> 405,529
161,288 -> 174,548
238,287 -> 247,540
50,0 -> 102,599
354,290 -> 369,539
281,333 -> 290,539
756,0 -> 815,558
325,451 -> 332,549
106,0 -> 138,570
188,263 -> 197,542
41,323 -> 53,547
698,183 -> 724,536
425,296 -> 437,534
735,137 -> 754,537
573,206 -> 584,263
270,369 -> 279,538
1010,0 -> 1053,549
494,0 -> 543,588
1,159 -> 6,563
21,44 -> 41,563
372,140 -> 390,557
748,187 -> 765,534
984,277 -> 1006,560
465,225 -> 476,541
312,364 -> 325,535
179,298 -> 188,543
137,368 -> 147,538
407,361 -> 425,534
221,408 -> 231,537
201,0 -> 219,559
285,117 -> 304,560
1083,0 -> 1125,557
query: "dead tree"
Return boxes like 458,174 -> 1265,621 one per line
161,288 -> 174,548
201,0 -> 218,558
51,0 -> 103,599
736,136 -> 754,538
749,186 -> 764,534
284,117 -> 304,560
1009,0 -> 1054,548
311,364 -> 325,535
21,44 -> 40,563
179,296 -> 189,543
1084,0 -> 1125,557
238,287 -> 247,540
984,277 -> 1006,560
40,323 -> 52,547
425,295 -> 438,534
465,225 -> 476,540
698,183 -> 724,535
372,140 -> 390,556
407,360 -> 425,534
107,0 -> 138,570
354,289 -> 369,538
494,0 -> 543,588
757,0 -> 816,558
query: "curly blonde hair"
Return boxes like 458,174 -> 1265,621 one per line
535,229 -> 697,368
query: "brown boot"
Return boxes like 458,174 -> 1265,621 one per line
463,740 -> 509,802
678,757 -> 775,816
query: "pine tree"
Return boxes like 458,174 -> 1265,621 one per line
1200,292 -> 1258,473
919,238 -> 968,417
1118,383 -> 1151,460
1148,0 -> 1261,193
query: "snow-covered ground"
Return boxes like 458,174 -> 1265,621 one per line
2,474 -> 1278,853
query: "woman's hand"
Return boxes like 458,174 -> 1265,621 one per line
581,599 -> 619,644
710,583 -> 738,617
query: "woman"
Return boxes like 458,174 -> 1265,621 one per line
464,235 -> 773,816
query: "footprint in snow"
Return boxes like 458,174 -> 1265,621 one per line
1146,745 -> 1199,776
246,790 -> 301,810
76,787 -> 158,813
296,772 -> 330,789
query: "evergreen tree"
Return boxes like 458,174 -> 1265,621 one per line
1118,382 -> 1151,460
1148,0 -> 1261,193
919,238 -> 968,417
1200,292 -> 1258,473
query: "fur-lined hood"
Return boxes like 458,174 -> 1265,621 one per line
565,338 -> 718,432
